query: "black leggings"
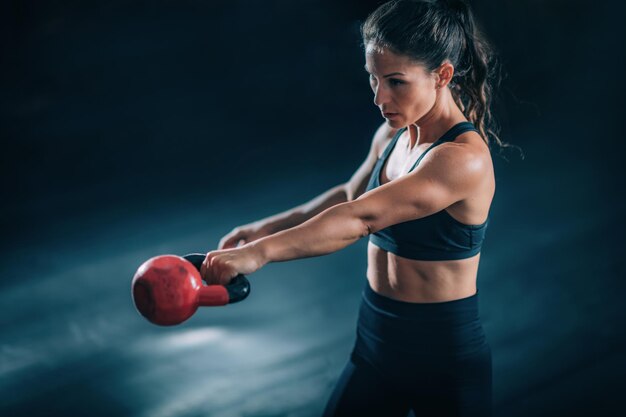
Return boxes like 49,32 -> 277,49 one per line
322,281 -> 492,417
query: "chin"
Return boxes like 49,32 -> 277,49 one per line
384,117 -> 403,127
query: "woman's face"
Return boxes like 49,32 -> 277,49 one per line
364,43 -> 438,127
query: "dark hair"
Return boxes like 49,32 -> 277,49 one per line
361,0 -> 522,158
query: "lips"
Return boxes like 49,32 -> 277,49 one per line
383,112 -> 399,118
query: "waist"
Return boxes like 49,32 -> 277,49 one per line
355,280 -> 487,356
363,280 -> 481,317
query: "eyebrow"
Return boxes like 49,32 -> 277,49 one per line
363,65 -> 405,78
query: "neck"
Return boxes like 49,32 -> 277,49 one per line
406,87 -> 467,151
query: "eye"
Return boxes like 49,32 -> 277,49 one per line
368,75 -> 404,88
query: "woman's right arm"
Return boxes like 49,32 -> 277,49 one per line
218,122 -> 395,249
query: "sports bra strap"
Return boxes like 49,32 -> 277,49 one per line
378,127 -> 406,162
409,121 -> 478,172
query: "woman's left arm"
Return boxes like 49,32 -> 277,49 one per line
201,201 -> 368,285
202,144 -> 485,284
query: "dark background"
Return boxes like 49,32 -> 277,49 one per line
1,1 -> 625,416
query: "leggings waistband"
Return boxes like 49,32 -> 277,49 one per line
363,280 -> 480,321
355,281 -> 487,357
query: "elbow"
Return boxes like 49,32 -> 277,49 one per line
336,201 -> 373,239
362,222 -> 372,238
348,216 -> 371,239
354,218 -> 371,240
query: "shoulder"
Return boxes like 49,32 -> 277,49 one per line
417,130 -> 492,188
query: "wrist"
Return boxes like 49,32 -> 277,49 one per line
246,239 -> 270,268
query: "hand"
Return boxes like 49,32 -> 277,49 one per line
200,243 -> 266,286
218,222 -> 273,249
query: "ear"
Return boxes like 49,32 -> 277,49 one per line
435,61 -> 455,89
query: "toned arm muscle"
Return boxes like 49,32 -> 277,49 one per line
252,142 -> 486,265
351,143 -> 486,234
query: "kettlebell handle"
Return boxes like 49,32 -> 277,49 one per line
182,253 -> 251,304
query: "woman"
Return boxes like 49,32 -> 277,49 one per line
201,0 -> 507,415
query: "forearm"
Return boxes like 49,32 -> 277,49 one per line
252,202 -> 369,264
258,183 -> 348,233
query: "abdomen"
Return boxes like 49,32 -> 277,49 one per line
366,241 -> 481,303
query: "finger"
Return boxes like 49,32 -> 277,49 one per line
217,237 -> 229,250
200,254 -> 208,280
212,260 -> 224,286
202,252 -> 215,282
220,266 -> 236,286
219,234 -> 240,250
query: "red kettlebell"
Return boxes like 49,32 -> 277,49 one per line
131,253 -> 251,326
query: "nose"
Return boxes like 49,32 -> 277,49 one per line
373,84 -> 390,107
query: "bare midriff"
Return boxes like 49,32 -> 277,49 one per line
366,242 -> 481,303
